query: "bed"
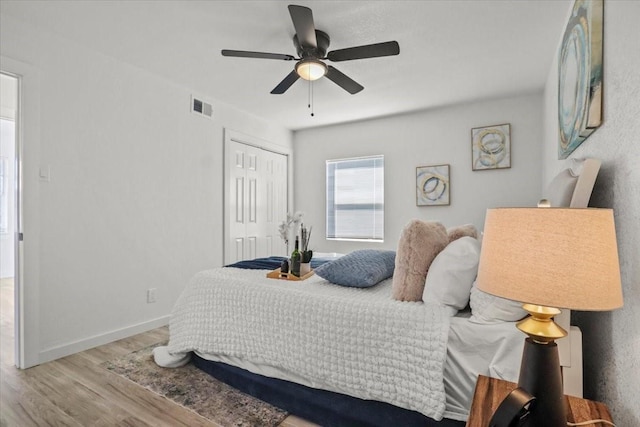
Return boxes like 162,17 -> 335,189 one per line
154,158 -> 600,426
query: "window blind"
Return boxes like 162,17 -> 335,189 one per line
326,156 -> 384,241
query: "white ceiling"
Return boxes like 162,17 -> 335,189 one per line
2,0 -> 571,131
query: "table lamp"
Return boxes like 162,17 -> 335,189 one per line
476,207 -> 623,427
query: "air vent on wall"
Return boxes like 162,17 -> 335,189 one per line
191,95 -> 213,118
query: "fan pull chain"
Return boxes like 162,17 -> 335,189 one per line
307,79 -> 315,117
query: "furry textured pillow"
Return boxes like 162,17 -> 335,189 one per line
447,224 -> 479,243
392,220 -> 448,301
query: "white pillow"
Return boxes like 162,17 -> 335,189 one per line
546,168 -> 578,207
469,281 -> 528,324
423,236 -> 480,313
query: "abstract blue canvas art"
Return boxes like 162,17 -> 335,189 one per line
558,0 -> 604,159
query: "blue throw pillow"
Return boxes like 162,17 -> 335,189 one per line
314,249 -> 396,288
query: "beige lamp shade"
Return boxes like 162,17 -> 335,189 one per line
477,208 -> 623,311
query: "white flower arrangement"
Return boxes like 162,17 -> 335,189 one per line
278,211 -> 304,248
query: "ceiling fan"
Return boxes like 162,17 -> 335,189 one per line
221,4 -> 400,95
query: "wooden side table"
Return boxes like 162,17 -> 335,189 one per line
466,375 -> 613,427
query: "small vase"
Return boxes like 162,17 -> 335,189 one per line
300,262 -> 311,276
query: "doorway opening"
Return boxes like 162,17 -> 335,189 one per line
1,72 -> 19,367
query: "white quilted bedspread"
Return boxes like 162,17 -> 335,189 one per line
164,267 -> 451,420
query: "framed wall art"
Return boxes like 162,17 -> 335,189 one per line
558,0 -> 603,159
416,164 -> 449,206
471,123 -> 511,171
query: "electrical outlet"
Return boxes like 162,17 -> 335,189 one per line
147,288 -> 157,303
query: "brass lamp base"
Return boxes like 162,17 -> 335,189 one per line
516,304 -> 567,427
516,304 -> 567,343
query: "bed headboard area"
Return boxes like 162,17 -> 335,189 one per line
545,158 -> 601,208
544,157 -> 601,398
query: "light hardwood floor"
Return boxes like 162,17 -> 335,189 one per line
0,278 -> 315,427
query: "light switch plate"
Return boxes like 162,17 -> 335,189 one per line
39,165 -> 50,182
147,288 -> 157,303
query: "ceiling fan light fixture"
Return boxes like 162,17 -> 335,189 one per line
295,58 -> 327,81
222,5 -> 399,95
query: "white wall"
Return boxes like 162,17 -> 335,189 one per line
294,93 -> 543,254
541,1 -> 640,425
0,14 -> 292,366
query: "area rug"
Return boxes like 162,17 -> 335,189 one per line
103,343 -> 288,427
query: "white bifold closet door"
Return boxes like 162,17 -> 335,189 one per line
224,138 -> 288,265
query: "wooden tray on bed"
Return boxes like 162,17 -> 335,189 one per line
266,268 -> 315,281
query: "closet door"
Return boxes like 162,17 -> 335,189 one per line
224,137 -> 288,264
226,142 -> 249,263
262,149 -> 289,257
244,146 -> 260,260
270,150 -> 288,256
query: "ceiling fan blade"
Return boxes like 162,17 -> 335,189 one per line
271,70 -> 300,94
325,66 -> 364,94
221,50 -> 295,61
327,41 -> 400,62
288,5 -> 317,50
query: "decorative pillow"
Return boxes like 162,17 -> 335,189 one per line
314,249 -> 396,288
392,220 -> 448,301
423,237 -> 481,314
545,167 -> 579,207
447,224 -> 479,243
469,281 -> 528,324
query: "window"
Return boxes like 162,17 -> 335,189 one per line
326,156 -> 384,241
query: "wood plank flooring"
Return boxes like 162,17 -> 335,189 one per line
0,278 -> 316,427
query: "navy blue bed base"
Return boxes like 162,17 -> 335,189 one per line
192,353 -> 464,427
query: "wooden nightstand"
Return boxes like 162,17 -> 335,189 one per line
466,375 -> 613,427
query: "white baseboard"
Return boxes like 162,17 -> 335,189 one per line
37,315 -> 170,365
